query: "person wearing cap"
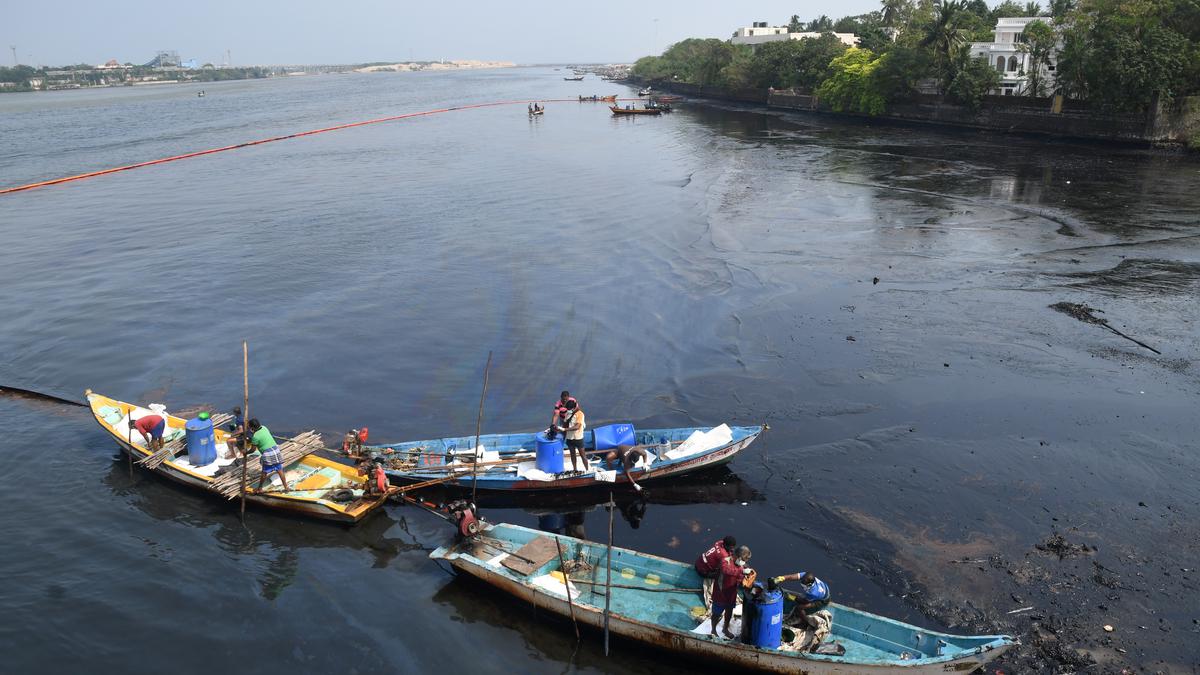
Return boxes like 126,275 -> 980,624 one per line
774,570 -> 831,628
247,418 -> 289,492
130,413 -> 167,452
550,391 -> 576,438
556,398 -> 586,473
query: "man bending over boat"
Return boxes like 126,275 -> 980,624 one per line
247,418 -> 290,492
604,444 -> 648,491
711,545 -> 752,639
695,535 -> 737,607
774,571 -> 831,630
130,413 -> 167,453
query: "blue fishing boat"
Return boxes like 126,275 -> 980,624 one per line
431,523 -> 1016,673
366,424 -> 762,492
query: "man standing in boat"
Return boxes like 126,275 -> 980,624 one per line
710,545 -> 752,639
247,418 -> 290,492
557,398 -> 586,473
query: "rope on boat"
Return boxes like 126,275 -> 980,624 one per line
0,98 -> 647,196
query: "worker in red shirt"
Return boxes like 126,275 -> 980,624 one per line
695,535 -> 737,606
130,414 -> 167,452
710,545 -> 752,639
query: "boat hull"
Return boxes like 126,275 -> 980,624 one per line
384,428 -> 760,492
87,391 -> 387,524
434,525 -> 1015,674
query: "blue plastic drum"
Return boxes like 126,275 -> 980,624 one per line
747,585 -> 784,649
185,416 -> 217,466
535,432 -> 564,474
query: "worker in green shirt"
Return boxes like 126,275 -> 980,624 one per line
247,418 -> 289,492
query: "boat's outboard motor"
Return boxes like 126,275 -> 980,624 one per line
446,500 -> 481,538
342,427 -> 368,456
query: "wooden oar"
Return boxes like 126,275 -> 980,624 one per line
471,351 -> 492,504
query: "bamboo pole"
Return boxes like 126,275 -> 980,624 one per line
604,490 -> 614,656
470,351 -> 492,505
556,537 -> 581,641
127,405 -> 134,478
240,340 -> 249,522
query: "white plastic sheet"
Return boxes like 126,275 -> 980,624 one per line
666,424 -> 733,460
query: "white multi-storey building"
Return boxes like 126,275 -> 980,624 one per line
970,17 -> 1058,96
731,22 -> 858,49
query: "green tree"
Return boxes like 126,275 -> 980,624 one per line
881,0 -> 908,27
1049,0 -> 1076,17
990,0 -> 1027,21
871,45 -> 935,100
1055,0 -> 1196,108
806,15 -> 835,31
789,14 -> 804,32
1024,2 -> 1044,15
817,47 -> 888,113
1018,19 -> 1056,95
859,25 -> 896,52
921,0 -> 972,91
746,34 -> 850,89
945,48 -> 1002,107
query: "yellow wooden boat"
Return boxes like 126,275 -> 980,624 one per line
86,390 -> 389,523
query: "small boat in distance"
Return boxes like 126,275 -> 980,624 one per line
611,105 -> 663,116
197,90 -> 205,97
579,95 -> 619,102
528,102 -> 545,116
564,75 -> 585,81
638,86 -> 653,96
432,523 -> 1017,673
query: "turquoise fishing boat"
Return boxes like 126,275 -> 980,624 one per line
431,523 -> 1016,673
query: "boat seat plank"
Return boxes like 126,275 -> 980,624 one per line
294,470 -> 335,491
501,536 -> 560,576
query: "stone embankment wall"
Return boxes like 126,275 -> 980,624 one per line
643,80 -> 1199,148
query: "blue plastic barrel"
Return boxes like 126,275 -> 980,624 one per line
535,432 -> 564,473
747,585 -> 784,649
185,416 -> 217,466
593,423 -> 636,450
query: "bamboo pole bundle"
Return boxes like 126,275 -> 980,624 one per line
137,413 -> 233,469
208,431 -> 323,499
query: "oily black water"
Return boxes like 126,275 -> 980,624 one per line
2,69 -> 1198,673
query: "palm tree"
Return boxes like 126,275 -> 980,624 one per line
881,0 -> 907,27
921,0 -> 971,91
1024,1 -> 1043,15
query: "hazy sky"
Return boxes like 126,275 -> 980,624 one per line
3,0 -> 882,67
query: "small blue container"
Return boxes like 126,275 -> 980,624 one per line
535,432 -> 564,474
746,584 -> 784,649
185,416 -> 217,466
